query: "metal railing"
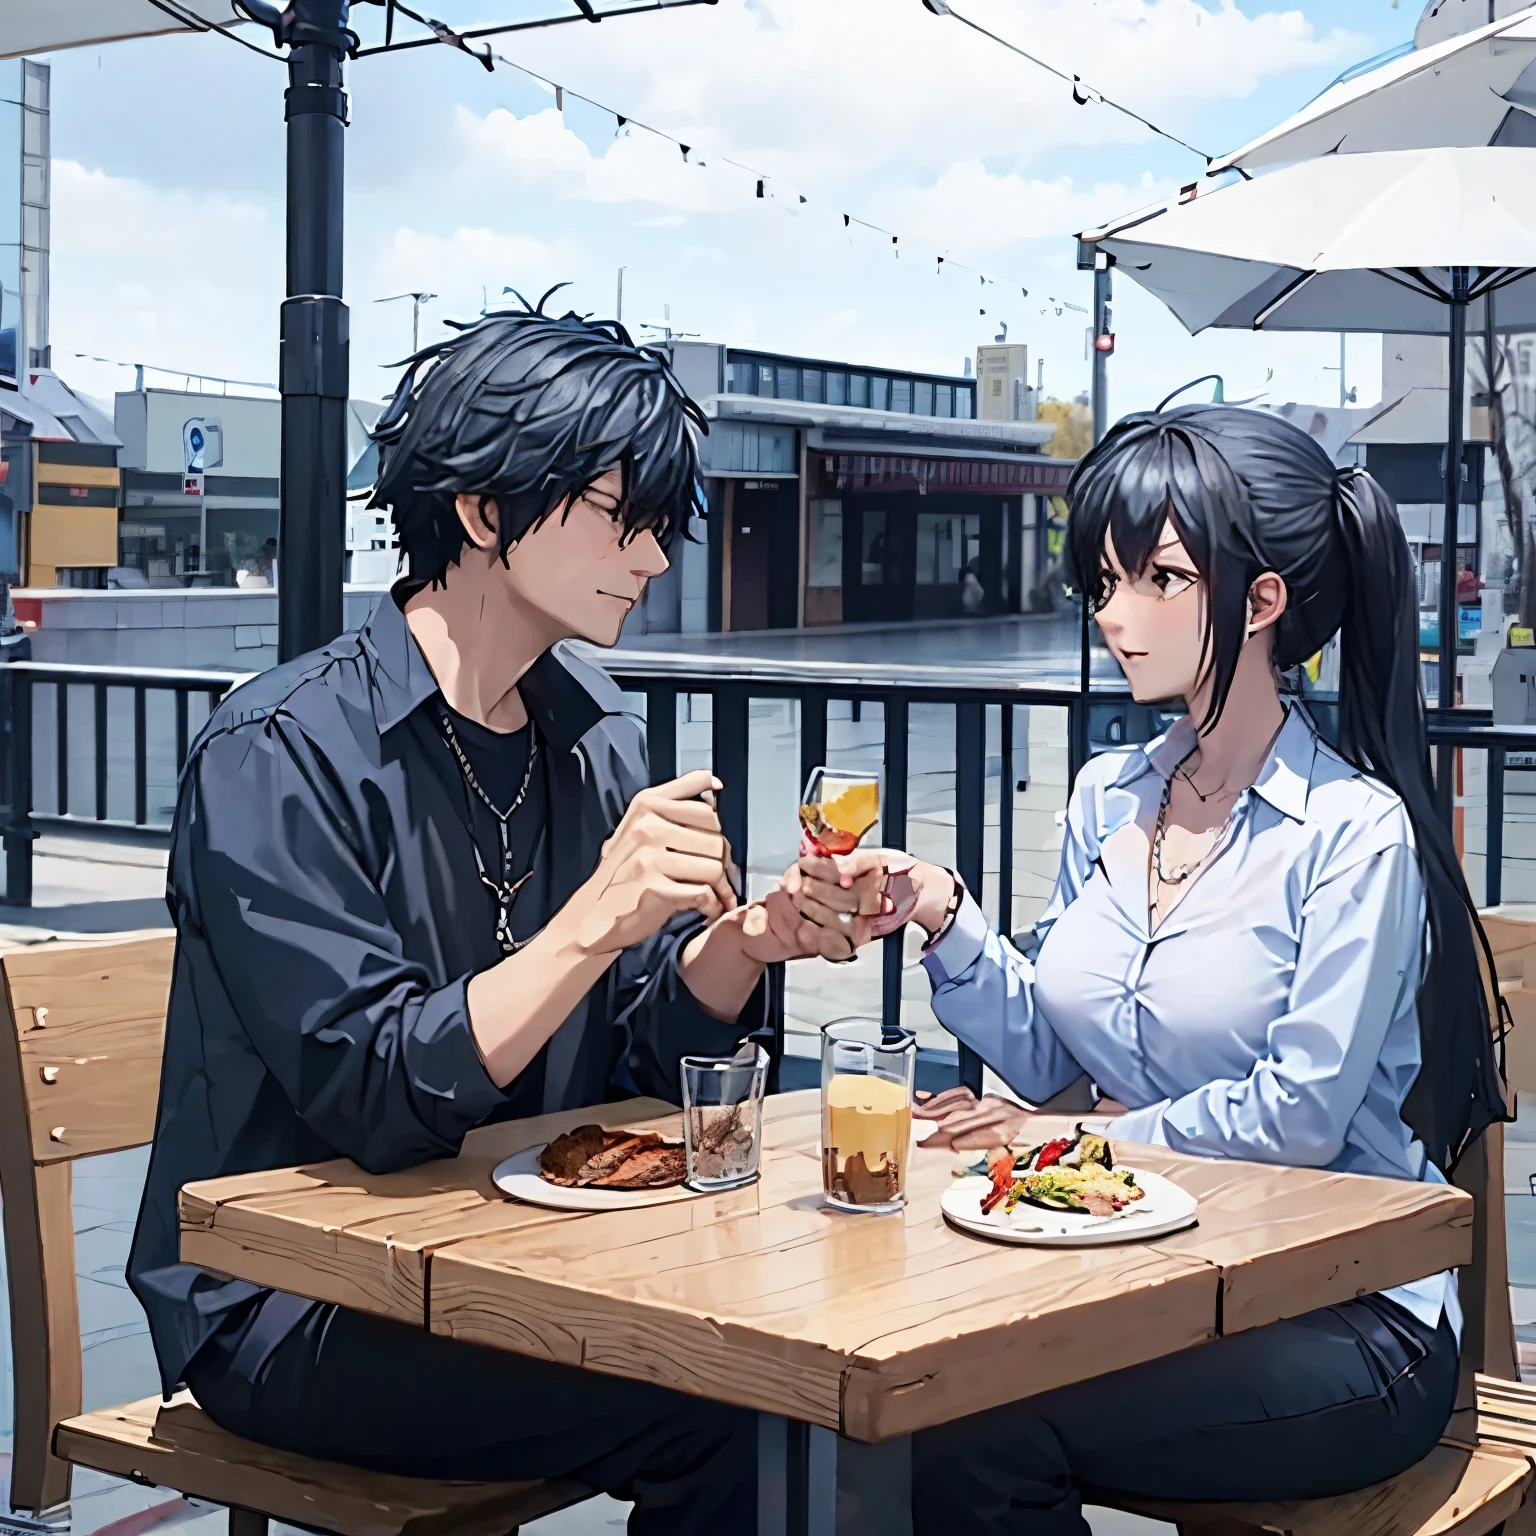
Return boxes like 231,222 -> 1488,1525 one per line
3,652 -> 1533,1091
0,661 -> 251,905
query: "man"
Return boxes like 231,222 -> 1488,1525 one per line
129,301 -> 869,1533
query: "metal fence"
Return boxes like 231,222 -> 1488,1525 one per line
1,654 -> 1532,1091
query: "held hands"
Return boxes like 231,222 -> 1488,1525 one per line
782,848 -> 959,961
569,771 -> 739,957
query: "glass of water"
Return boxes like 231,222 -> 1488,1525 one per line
681,1043 -> 769,1192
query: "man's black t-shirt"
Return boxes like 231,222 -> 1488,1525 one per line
439,708 -> 550,953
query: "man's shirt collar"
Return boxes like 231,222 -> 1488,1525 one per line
1118,701 -> 1317,823
363,583 -> 611,754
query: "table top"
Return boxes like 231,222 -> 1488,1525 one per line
181,1090 -> 1472,1441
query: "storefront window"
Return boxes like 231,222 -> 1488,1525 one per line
915,512 -> 981,585
891,378 -> 913,413
956,386 -> 973,419
801,368 -> 823,404
870,377 -> 889,411
915,380 -> 933,416
759,363 -> 774,394
776,366 -> 800,399
861,510 -> 889,585
850,374 -> 869,407
827,372 -> 847,406
807,499 -> 842,588
936,384 -> 953,418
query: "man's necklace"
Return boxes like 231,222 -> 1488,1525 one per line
439,710 -> 539,955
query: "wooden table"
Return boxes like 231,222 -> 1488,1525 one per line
181,1091 -> 1474,1535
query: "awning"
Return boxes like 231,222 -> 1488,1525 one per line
0,2 -> 245,60
829,455 -> 1073,495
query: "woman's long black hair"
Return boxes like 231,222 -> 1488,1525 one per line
1067,405 -> 1506,1175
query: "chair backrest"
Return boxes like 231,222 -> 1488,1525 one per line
0,932 -> 174,1516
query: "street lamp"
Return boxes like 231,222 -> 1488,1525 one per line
375,291 -> 437,354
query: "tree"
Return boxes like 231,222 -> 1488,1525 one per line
1037,398 -> 1092,461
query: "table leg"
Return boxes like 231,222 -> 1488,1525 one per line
757,1414 -> 912,1536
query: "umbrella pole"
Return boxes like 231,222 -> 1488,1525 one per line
277,0 -> 352,664
1436,268 -> 1471,823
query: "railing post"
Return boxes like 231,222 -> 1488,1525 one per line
882,694 -> 909,1032
998,705 -> 1015,940
1487,746 -> 1505,909
133,686 -> 147,826
955,700 -> 985,1095
175,690 -> 190,774
711,684 -> 750,893
646,684 -> 677,786
94,683 -> 108,822
3,667 -> 35,905
56,681 -> 68,817
799,687 -> 828,795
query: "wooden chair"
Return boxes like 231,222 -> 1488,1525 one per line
1096,910 -> 1536,1536
0,931 -> 592,1535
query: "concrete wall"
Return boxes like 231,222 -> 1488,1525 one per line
16,586 -> 387,671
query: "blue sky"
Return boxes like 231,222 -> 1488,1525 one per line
44,0 -> 1420,418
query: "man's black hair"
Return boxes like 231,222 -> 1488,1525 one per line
368,286 -> 707,586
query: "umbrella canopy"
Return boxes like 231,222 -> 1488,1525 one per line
1210,9 -> 1536,173
1083,146 -> 1536,336
0,1 -> 243,60
1081,144 -> 1536,716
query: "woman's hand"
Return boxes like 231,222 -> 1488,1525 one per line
786,849 -> 959,949
914,1086 -> 1032,1151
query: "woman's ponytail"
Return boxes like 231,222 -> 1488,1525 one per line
1333,467 -> 1507,1172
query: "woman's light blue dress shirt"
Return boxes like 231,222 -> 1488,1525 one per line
921,703 -> 1458,1335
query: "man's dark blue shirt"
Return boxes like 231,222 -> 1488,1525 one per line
129,588 -> 762,1394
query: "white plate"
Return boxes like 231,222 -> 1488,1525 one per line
940,1168 -> 1198,1246
492,1143 -> 712,1212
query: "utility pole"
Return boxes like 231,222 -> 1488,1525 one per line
246,0 -> 353,663
616,266 -> 626,325
376,291 -> 436,354
1091,256 -> 1114,445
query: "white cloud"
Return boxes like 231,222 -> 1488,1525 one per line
50,160 -> 282,400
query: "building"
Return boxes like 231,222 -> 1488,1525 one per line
653,341 -> 1071,635
112,386 -> 386,588
0,56 -> 48,386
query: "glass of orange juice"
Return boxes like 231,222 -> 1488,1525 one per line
799,767 -> 880,857
820,1016 -> 916,1215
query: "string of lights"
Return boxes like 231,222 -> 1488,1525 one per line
209,1 -> 1115,331
414,9 -> 1070,324
920,0 -> 1214,165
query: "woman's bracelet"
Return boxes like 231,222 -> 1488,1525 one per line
924,869 -> 965,949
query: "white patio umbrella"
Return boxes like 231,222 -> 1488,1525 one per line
0,2 -> 245,59
1080,144 -> 1536,712
1208,8 -> 1536,174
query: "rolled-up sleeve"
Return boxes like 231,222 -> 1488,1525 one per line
176,717 -> 506,1175
1107,841 -> 1424,1165
613,918 -> 771,1103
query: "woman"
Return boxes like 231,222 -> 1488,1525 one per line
790,406 -> 1506,1534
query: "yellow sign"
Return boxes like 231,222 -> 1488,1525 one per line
1512,627 -> 1535,648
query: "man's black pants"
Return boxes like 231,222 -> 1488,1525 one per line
184,1295 -> 757,1536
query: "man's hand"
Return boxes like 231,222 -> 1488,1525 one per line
568,771 -> 737,957
914,1087 -> 1032,1151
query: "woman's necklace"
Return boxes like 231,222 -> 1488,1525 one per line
440,710 -> 540,955
1152,755 -> 1241,888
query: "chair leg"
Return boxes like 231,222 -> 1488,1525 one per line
228,1509 -> 268,1536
